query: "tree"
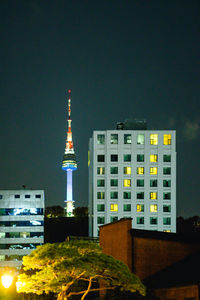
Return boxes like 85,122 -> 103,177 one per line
73,207 -> 88,218
45,206 -> 64,218
16,240 -> 145,299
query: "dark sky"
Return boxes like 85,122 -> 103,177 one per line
0,1 -> 199,218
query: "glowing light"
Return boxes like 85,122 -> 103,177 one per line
110,204 -> 118,212
1,274 -> 13,288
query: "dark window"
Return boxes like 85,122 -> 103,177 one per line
123,191 -> 131,199
124,154 -> 131,162
0,195 -> 3,199
97,192 -> 105,199
110,167 -> 118,174
97,155 -> 105,162
163,155 -> 171,162
137,217 -> 144,224
97,180 -> 104,187
97,204 -> 105,212
123,204 -> 131,212
150,217 -> 157,225
137,192 -> 144,199
110,192 -> 118,199
111,155 -> 118,162
163,167 -> 171,175
15,195 -> 20,199
137,154 -> 144,162
110,179 -> 118,187
25,195 -> 30,198
163,205 -> 171,212
110,216 -> 118,222
163,192 -> 171,200
163,217 -> 171,225
35,195 -> 41,198
150,180 -> 157,187
163,180 -> 171,187
97,216 -> 105,224
97,134 -> 105,145
137,179 -> 144,187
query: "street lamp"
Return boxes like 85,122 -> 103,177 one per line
1,274 -> 13,288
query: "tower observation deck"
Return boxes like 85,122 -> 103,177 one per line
62,90 -> 77,217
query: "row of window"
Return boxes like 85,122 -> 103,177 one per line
0,243 -> 41,250
97,166 -> 171,176
0,208 -> 43,216
97,134 -> 172,145
97,177 -> 171,187
0,232 -> 43,238
0,194 -> 42,200
97,154 -> 171,163
97,204 -> 171,212
97,180 -> 170,193
0,255 -> 24,261
0,220 -> 43,227
97,216 -> 171,225
97,191 -> 171,200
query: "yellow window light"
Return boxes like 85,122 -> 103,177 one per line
150,167 -> 157,175
150,154 -> 158,163
150,204 -> 157,212
163,134 -> 171,145
124,179 -> 131,187
150,192 -> 157,200
136,204 -> 143,212
150,134 -> 158,145
137,167 -> 144,175
110,204 -> 118,212
124,167 -> 131,175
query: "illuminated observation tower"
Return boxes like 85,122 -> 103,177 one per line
62,90 -> 77,217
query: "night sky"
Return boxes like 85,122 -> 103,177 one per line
0,1 -> 199,218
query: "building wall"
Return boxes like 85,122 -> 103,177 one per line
0,190 -> 44,268
154,285 -> 199,300
100,219 -> 200,280
89,129 -> 176,237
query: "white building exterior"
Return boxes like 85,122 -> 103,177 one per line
89,125 -> 176,237
0,190 -> 44,268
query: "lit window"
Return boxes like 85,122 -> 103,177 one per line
97,204 -> 104,212
163,192 -> 171,200
111,154 -> 118,162
137,179 -> 144,187
110,216 -> 118,222
163,180 -> 171,187
163,217 -> 171,225
150,180 -> 157,187
97,155 -> 104,162
97,179 -> 104,187
163,155 -> 171,162
137,192 -> 144,199
137,154 -> 144,162
97,134 -> 105,145
150,134 -> 158,145
110,134 -> 118,144
123,204 -> 131,212
150,204 -> 157,212
110,167 -> 118,174
97,167 -> 105,175
111,179 -> 118,187
137,134 -> 145,145
110,204 -> 118,212
124,179 -> 131,187
150,217 -> 157,224
163,134 -> 171,145
150,154 -> 158,163
137,217 -> 144,224
163,230 -> 171,232
137,167 -> 144,175
163,205 -> 171,212
163,167 -> 171,175
97,217 -> 105,224
124,167 -> 131,175
110,192 -> 118,199
124,134 -> 131,144
136,204 -> 144,212
124,154 -> 131,162
0,233 -> 5,238
150,192 -> 157,200
150,167 -> 157,175
123,191 -> 131,199
97,192 -> 105,199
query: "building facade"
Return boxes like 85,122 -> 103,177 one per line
0,189 -> 44,268
88,122 -> 176,237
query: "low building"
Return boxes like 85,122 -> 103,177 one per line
0,190 -> 44,268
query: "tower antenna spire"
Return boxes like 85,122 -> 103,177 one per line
62,89 -> 77,217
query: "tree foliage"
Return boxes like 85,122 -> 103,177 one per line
45,206 -> 64,218
16,240 -> 145,299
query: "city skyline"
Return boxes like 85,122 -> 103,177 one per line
0,1 -> 199,218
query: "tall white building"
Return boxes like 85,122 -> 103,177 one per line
0,189 -> 44,268
88,120 -> 176,237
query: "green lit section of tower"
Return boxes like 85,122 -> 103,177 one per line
62,90 -> 77,217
